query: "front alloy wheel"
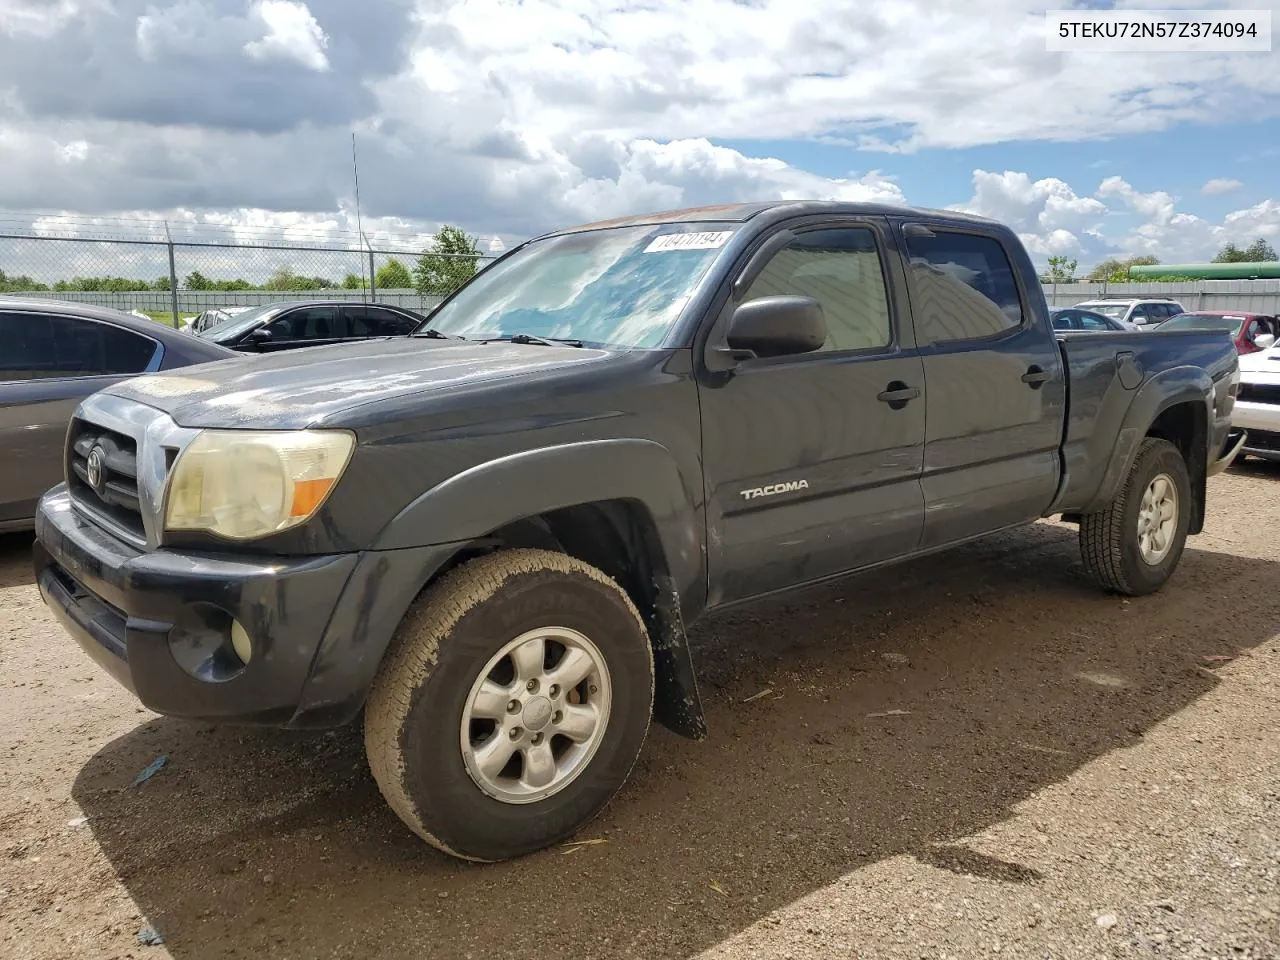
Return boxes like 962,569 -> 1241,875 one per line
460,627 -> 612,804
364,549 -> 654,862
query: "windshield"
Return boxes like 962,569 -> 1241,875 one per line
424,224 -> 742,348
200,304 -> 279,342
1084,303 -> 1129,320
1159,313 -> 1243,335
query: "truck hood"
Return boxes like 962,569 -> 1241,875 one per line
104,337 -> 611,429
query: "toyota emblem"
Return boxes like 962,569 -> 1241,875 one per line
86,446 -> 106,493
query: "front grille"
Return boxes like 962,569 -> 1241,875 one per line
1238,382 -> 1280,405
66,418 -> 145,540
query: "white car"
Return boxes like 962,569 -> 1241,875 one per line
1071,298 -> 1185,331
182,305 -> 255,334
1234,337 -> 1280,462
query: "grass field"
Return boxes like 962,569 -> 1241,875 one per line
137,310 -> 198,326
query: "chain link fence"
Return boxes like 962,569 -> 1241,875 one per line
0,232 -> 501,325
5,230 -> 1279,325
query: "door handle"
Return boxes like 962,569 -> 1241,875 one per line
1021,365 -> 1052,387
877,382 -> 920,409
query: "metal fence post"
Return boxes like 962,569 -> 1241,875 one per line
164,223 -> 179,328
366,235 -> 377,303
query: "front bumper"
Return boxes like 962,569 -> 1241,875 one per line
1232,401 -> 1280,460
34,486 -> 459,728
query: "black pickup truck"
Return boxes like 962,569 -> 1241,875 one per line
33,201 -> 1244,863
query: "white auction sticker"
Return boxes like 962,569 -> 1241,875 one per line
644,231 -> 735,253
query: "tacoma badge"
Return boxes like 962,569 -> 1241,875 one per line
739,480 -> 809,501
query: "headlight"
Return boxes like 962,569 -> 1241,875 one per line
165,429 -> 355,540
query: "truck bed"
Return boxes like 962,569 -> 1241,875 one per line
1052,329 -> 1238,513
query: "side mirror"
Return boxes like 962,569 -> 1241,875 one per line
246,327 -> 273,345
1252,332 -> 1275,350
723,295 -> 827,360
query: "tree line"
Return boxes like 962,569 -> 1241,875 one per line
0,225 -> 486,297
1042,237 -> 1278,283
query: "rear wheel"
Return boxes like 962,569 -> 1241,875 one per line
1079,437 -> 1191,596
364,548 -> 654,862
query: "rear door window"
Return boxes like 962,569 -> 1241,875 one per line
1076,312 -> 1114,331
346,306 -> 420,338
0,312 -> 159,381
903,231 -> 1025,343
264,306 -> 345,343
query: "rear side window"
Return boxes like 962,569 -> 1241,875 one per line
347,306 -> 419,338
904,232 -> 1024,343
0,312 -> 158,381
742,227 -> 893,353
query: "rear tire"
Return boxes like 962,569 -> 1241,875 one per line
364,548 -> 654,862
1079,437 -> 1191,596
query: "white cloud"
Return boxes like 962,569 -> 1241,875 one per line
243,0 -> 329,72
2,0 -> 1279,272
945,169 -> 1280,267
949,170 -> 1107,253
387,0 -> 1280,154
1091,177 -> 1280,263
1202,177 -> 1243,196
0,0 -> 97,38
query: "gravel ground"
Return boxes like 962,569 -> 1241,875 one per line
1,462 -> 1278,960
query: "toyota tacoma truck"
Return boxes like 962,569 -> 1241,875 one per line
33,201 -> 1245,862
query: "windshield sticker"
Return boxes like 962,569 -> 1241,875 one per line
644,231 -> 734,253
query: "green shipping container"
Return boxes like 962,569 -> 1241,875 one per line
1127,262 -> 1280,280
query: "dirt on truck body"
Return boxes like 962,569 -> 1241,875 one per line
32,200 -> 1244,863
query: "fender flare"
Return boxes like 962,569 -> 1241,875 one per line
1081,365 -> 1213,517
371,438 -> 709,739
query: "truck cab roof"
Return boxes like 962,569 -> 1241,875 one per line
543,200 -> 1002,238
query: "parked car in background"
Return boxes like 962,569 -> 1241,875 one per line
1072,298 -> 1185,331
0,297 -> 237,532
1232,338 -> 1280,462
1154,311 -> 1278,356
1049,306 -> 1128,332
183,305 -> 255,335
197,300 -> 430,353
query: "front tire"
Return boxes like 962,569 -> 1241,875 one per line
1079,437 -> 1192,596
364,548 -> 654,862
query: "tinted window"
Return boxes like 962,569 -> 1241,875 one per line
347,306 -> 419,338
264,306 -> 344,342
0,312 -> 158,381
1051,311 -> 1075,330
1076,311 -> 1114,331
742,228 -> 893,353
904,232 -> 1023,342
1158,314 -> 1242,335
1083,303 -> 1128,321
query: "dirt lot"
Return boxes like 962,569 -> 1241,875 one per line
2,463 -> 1278,960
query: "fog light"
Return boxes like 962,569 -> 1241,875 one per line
230,620 -> 253,665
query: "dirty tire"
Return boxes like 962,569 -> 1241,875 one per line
364,548 -> 654,862
1079,437 -> 1192,596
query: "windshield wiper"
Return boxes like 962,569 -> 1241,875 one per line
412,328 -> 465,340
485,333 -> 585,348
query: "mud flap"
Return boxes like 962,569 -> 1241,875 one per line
648,575 -> 708,740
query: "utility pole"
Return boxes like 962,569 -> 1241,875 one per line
164,222 -> 180,327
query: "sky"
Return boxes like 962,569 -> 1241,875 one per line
1,0 -> 1279,273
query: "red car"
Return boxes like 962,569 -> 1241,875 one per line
1154,311 -> 1279,355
